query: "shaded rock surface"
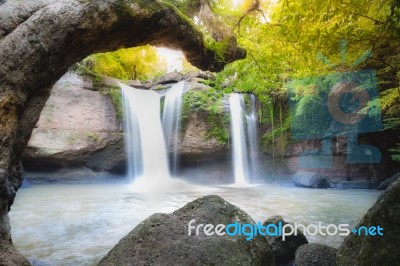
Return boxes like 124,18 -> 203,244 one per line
98,195 -> 275,266
22,72 -> 125,177
276,133 -> 399,182
291,171 -> 330,188
332,180 -> 379,189
264,216 -> 308,264
180,112 -> 227,162
377,172 -> 400,190
336,180 -> 400,265
295,243 -> 336,266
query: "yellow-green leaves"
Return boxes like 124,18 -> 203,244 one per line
84,45 -> 167,81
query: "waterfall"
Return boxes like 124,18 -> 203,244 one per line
162,81 -> 185,174
246,94 -> 261,180
121,87 -> 142,179
229,93 -> 261,185
120,83 -> 170,181
230,94 -> 249,185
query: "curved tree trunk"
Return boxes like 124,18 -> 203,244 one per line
0,0 -> 245,262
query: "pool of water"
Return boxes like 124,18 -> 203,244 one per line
9,183 -> 381,266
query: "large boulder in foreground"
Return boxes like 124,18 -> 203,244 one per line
292,171 -> 330,188
98,195 -> 275,266
264,216 -> 308,264
336,180 -> 400,265
295,243 -> 336,266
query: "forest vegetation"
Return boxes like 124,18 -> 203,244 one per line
80,0 -> 400,160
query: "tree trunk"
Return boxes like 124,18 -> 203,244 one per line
0,0 -> 245,262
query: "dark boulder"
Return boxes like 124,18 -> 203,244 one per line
377,172 -> 400,190
98,195 -> 275,266
295,243 -> 336,266
336,180 -> 400,265
292,171 -> 330,188
263,216 -> 308,264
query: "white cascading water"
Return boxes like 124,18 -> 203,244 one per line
120,83 -> 170,182
121,86 -> 142,179
246,94 -> 261,179
162,81 -> 185,174
230,93 -> 249,185
229,93 -> 261,185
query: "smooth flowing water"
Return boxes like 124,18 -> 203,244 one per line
230,94 -> 249,185
162,81 -> 185,174
120,84 -> 170,180
121,85 -> 142,178
246,94 -> 261,180
229,93 -> 261,185
10,184 -> 381,266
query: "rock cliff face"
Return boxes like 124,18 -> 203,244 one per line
180,112 -> 226,162
23,72 -> 125,181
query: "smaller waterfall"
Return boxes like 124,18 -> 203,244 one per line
229,93 -> 261,185
246,94 -> 261,180
162,81 -> 185,174
120,83 -> 170,181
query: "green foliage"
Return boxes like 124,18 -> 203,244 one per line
81,0 -> 400,157
182,88 -> 229,144
153,84 -> 168,91
84,132 -> 100,142
81,45 -> 167,81
367,87 -> 400,129
205,0 -> 400,154
97,86 -> 123,120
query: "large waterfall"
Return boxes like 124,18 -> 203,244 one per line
162,81 -> 185,174
229,93 -> 261,185
120,83 -> 170,181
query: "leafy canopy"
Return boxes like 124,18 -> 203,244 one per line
82,45 -> 167,81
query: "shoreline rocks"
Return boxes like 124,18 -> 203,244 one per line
377,172 -> 400,190
292,171 -> 330,188
264,216 -> 308,264
98,195 -> 275,266
295,243 -> 336,266
336,180 -> 400,264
